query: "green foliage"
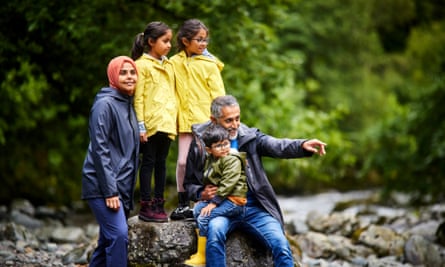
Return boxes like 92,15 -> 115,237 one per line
365,79 -> 445,202
361,11 -> 445,202
0,60 -> 48,143
1,0 -> 444,205
273,0 -> 445,198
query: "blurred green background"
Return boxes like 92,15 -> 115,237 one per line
1,0 -> 444,207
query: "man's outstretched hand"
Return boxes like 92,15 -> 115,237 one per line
302,139 -> 327,156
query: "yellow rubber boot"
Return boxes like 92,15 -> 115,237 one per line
184,229 -> 206,266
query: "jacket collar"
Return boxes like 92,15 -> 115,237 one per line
178,50 -> 221,64
97,87 -> 133,103
192,121 -> 257,148
142,53 -> 169,64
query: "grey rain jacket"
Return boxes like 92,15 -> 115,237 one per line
184,121 -> 313,226
81,87 -> 139,211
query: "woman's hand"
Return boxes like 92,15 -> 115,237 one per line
106,196 -> 120,211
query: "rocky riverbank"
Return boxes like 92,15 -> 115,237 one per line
280,190 -> 445,266
0,190 -> 444,266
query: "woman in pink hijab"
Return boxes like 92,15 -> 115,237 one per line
81,56 -> 139,267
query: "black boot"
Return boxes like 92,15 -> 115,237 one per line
170,192 -> 194,220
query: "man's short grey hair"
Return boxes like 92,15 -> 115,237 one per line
211,95 -> 240,118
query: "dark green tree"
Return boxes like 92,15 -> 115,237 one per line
1,0 -> 443,206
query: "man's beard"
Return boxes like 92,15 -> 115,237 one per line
228,129 -> 238,140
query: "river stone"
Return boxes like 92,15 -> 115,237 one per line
358,225 -> 406,257
405,220 -> 439,241
10,210 -> 43,229
127,216 -> 282,266
10,199 -> 35,217
404,234 -> 445,266
0,222 -> 39,247
306,210 -> 359,236
296,231 -> 373,261
62,242 -> 94,265
51,226 -> 86,243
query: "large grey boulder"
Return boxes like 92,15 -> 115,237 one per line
127,216 -> 287,266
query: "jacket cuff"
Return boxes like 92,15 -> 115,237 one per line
301,140 -> 314,157
138,122 -> 146,133
210,195 -> 224,205
106,192 -> 119,198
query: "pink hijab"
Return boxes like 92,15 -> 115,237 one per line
106,56 -> 138,89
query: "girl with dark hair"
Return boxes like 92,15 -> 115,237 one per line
170,19 -> 226,221
131,21 -> 177,222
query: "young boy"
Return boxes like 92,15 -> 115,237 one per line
184,124 -> 247,266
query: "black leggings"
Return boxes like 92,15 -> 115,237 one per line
139,132 -> 172,201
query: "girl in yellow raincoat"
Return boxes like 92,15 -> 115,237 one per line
169,19 -> 226,221
131,21 -> 176,223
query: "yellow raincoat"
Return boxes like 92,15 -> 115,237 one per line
133,54 -> 177,140
171,51 -> 225,133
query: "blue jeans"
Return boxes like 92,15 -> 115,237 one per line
206,203 -> 294,267
88,198 -> 129,267
194,199 -> 243,236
